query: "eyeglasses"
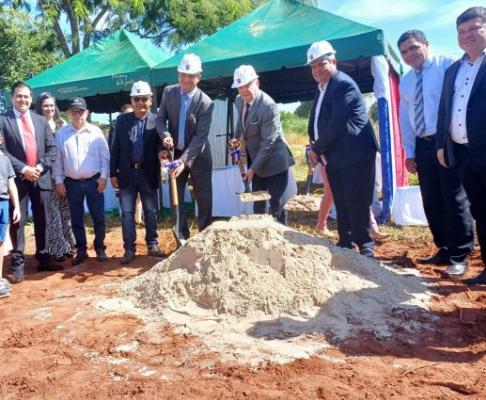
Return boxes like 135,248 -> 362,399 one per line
132,97 -> 151,103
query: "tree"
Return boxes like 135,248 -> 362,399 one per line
5,0 -> 255,58
0,8 -> 61,111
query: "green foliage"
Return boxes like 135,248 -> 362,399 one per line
5,0 -> 255,57
0,8 -> 61,110
294,101 -> 312,119
280,111 -> 308,137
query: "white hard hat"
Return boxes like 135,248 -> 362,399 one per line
231,65 -> 259,88
130,81 -> 153,96
177,54 -> 203,75
306,41 -> 336,65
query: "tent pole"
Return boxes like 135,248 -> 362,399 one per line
225,90 -> 234,166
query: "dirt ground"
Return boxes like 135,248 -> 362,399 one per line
1,217 -> 485,400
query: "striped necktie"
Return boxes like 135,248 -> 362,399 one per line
414,68 -> 425,138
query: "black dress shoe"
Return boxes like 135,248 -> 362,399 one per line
37,261 -> 64,272
72,253 -> 88,266
463,270 -> 486,285
96,249 -> 108,262
441,263 -> 468,278
418,248 -> 449,265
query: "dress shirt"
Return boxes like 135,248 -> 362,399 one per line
399,54 -> 456,158
52,122 -> 110,184
12,108 -> 44,173
313,82 -> 329,142
180,88 -> 196,111
130,117 -> 146,163
450,51 -> 486,144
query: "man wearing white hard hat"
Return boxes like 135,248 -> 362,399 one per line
155,54 -> 214,243
306,41 -> 379,257
110,81 -> 164,264
229,65 -> 295,224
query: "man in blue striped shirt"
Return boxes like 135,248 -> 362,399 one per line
398,30 -> 473,278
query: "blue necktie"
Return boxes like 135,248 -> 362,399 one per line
414,68 -> 425,138
178,93 -> 189,150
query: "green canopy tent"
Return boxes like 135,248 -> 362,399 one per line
20,29 -> 169,113
151,0 -> 406,223
151,0 -> 401,102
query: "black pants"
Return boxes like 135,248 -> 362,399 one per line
454,143 -> 486,265
252,169 -> 289,225
327,158 -> 375,256
9,178 -> 51,271
416,137 -> 473,263
171,166 -> 212,240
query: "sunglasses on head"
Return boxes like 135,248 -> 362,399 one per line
132,96 -> 150,103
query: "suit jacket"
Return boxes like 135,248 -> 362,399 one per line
155,84 -> 213,174
308,70 -> 379,173
235,90 -> 295,178
0,109 -> 57,190
110,112 -> 162,190
436,56 -> 486,167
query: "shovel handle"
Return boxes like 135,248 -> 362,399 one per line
170,176 -> 179,206
237,158 -> 251,193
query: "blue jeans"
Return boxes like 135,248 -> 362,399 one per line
64,175 -> 105,254
119,169 -> 158,252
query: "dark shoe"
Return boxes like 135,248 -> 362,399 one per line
37,261 -> 64,272
65,251 -> 76,259
72,253 -> 88,266
10,269 -> 24,284
418,248 -> 448,265
54,255 -> 67,262
463,270 -> 486,285
121,250 -> 135,265
147,245 -> 164,258
96,249 -> 108,262
441,262 -> 468,278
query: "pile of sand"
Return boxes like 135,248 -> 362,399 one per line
284,195 -> 321,212
120,215 -> 432,364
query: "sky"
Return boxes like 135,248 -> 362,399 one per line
316,0 -> 481,59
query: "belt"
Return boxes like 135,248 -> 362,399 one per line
65,173 -> 100,182
130,163 -> 144,170
418,134 -> 436,141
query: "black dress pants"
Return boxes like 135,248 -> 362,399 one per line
416,137 -> 473,263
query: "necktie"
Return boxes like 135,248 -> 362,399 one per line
178,93 -> 189,150
414,68 -> 425,138
243,103 -> 250,128
20,113 -> 38,167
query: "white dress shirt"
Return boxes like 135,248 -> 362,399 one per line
52,122 -> 110,184
313,82 -> 329,142
12,108 -> 45,173
399,54 -> 456,158
450,51 -> 486,144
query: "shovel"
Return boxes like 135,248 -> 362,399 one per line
231,148 -> 271,203
168,147 -> 184,247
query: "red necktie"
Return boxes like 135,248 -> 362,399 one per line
20,113 -> 38,167
243,103 -> 250,128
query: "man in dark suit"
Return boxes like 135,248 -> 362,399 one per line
436,6 -> 486,284
155,54 -> 214,244
306,41 -> 379,257
229,65 -> 295,224
0,81 -> 62,283
111,81 -> 163,264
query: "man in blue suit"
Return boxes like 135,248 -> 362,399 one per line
436,6 -> 486,284
306,41 -> 379,257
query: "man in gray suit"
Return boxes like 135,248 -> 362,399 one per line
155,54 -> 214,243
229,65 -> 295,224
